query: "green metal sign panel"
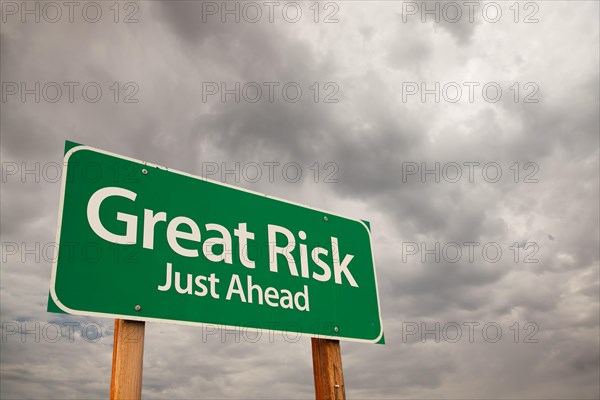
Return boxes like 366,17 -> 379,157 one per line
49,142 -> 383,343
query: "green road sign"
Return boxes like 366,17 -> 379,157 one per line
49,141 -> 384,343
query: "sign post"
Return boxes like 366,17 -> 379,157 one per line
312,338 -> 346,400
110,319 -> 145,400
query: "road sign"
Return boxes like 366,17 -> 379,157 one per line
49,141 -> 384,343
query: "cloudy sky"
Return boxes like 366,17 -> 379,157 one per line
1,0 -> 599,398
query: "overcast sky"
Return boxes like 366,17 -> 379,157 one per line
1,1 -> 599,399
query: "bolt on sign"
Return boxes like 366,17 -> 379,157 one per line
49,141 -> 384,343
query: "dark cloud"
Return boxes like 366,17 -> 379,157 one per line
1,1 -> 598,399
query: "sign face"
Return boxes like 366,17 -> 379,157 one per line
49,142 -> 383,343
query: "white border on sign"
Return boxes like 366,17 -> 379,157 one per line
50,143 -> 384,344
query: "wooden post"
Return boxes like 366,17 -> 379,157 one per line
110,319 -> 145,400
311,338 -> 346,400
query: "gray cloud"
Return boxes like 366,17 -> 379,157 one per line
1,1 -> 598,399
